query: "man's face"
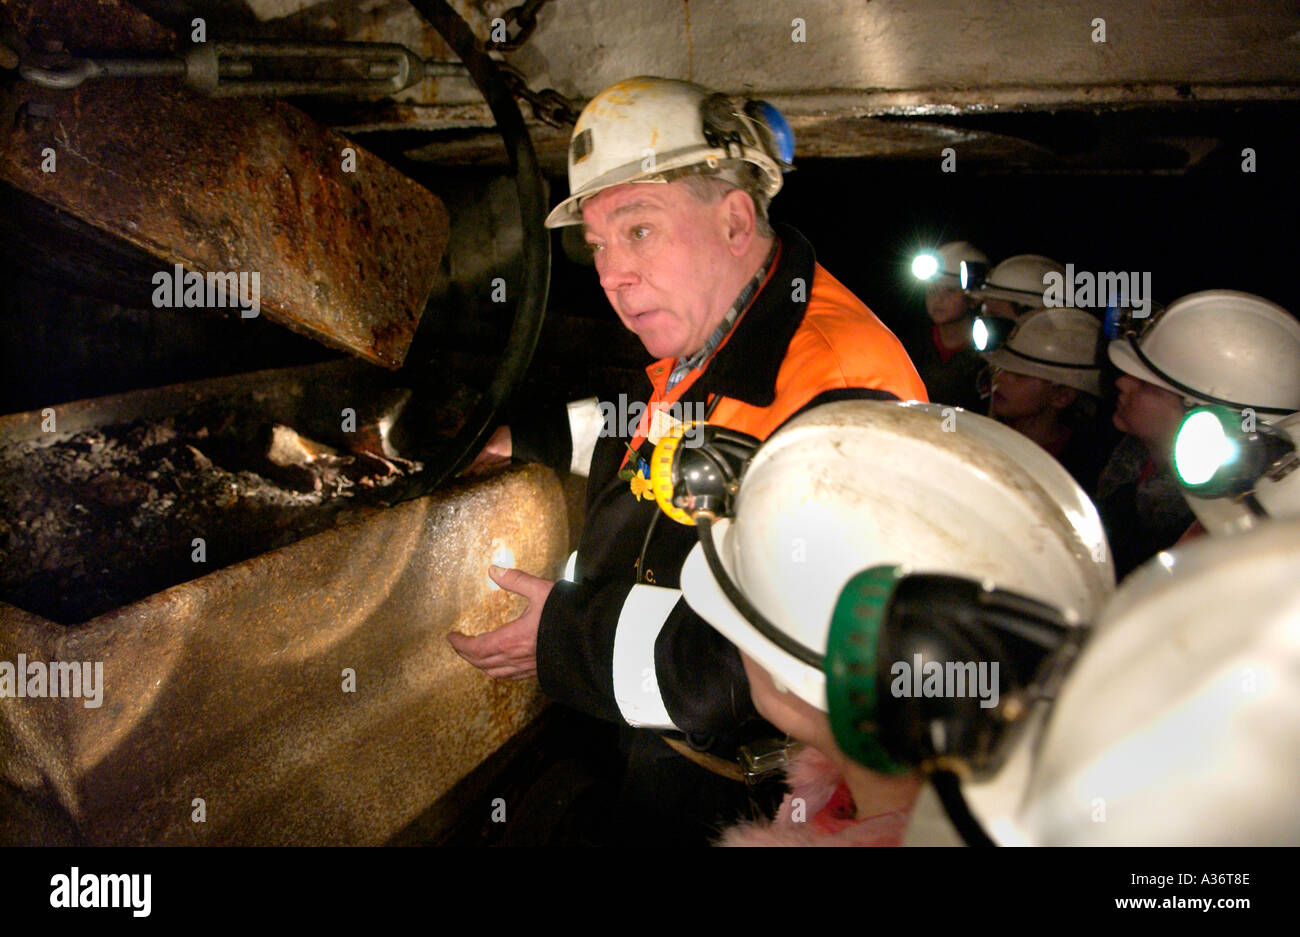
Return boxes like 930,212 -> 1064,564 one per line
582,182 -> 737,360
925,284 -> 973,325
1114,374 -> 1186,454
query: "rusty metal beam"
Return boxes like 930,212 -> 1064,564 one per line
0,0 -> 450,368
0,461 -> 567,845
334,82 -> 1300,172
333,81 -> 1300,136
0,77 -> 448,368
392,107 -> 1060,171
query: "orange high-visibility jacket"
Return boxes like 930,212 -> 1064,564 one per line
518,224 -> 928,751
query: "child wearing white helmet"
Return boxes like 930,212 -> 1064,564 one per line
1098,289 -> 1300,577
904,240 -> 989,412
982,307 -> 1114,491
968,254 -> 1067,321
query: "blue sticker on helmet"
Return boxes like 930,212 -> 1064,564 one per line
1103,304 -> 1122,339
752,100 -> 795,166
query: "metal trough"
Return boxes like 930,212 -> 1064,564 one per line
0,363 -> 568,845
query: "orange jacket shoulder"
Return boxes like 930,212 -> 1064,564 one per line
791,263 -> 928,403
715,264 -> 928,440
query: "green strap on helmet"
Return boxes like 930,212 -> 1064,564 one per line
824,565 -> 910,775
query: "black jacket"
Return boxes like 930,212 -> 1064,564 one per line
513,224 -> 924,752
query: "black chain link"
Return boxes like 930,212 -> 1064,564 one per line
498,62 -> 577,128
487,1 -> 575,126
495,0 -> 553,52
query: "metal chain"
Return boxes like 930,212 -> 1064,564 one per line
495,0 -> 554,52
498,62 -> 577,127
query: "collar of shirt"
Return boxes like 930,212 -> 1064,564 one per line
665,238 -> 781,393
931,322 -> 970,364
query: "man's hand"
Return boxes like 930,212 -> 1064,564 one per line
448,565 -> 554,681
461,426 -> 512,476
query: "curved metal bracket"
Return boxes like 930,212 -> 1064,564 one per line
391,0 -> 552,500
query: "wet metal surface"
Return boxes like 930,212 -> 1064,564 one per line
0,76 -> 449,368
0,462 -> 567,845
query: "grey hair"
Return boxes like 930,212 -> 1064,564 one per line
676,163 -> 774,238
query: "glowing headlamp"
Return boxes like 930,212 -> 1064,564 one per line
1173,405 -> 1297,498
960,260 -> 990,292
972,315 -> 1015,353
911,251 -> 941,282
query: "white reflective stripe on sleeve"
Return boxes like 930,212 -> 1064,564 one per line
567,397 -> 604,477
562,550 -> 578,582
611,584 -> 682,730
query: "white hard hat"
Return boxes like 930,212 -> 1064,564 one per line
1243,410 -> 1300,520
915,241 -> 988,288
976,254 -> 1066,309
1016,518 -> 1300,845
1108,289 -> 1300,420
544,76 -> 788,228
679,400 -> 1114,712
984,307 -> 1102,397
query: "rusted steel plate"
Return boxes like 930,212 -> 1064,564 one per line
0,463 -> 566,845
0,78 -> 449,368
0,0 -> 176,55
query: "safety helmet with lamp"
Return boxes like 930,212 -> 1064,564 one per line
544,76 -> 795,228
971,314 -> 1013,353
1108,290 -> 1300,421
982,307 -> 1102,397
1009,518 -> 1300,845
655,402 -> 1300,846
968,256 -> 1065,355
911,241 -> 988,289
965,254 -> 1065,309
651,401 -> 1113,785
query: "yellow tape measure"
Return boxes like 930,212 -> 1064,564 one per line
649,422 -> 701,526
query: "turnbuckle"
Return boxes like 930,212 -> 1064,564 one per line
19,40 -> 465,97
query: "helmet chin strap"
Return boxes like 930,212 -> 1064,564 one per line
694,513 -> 825,668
